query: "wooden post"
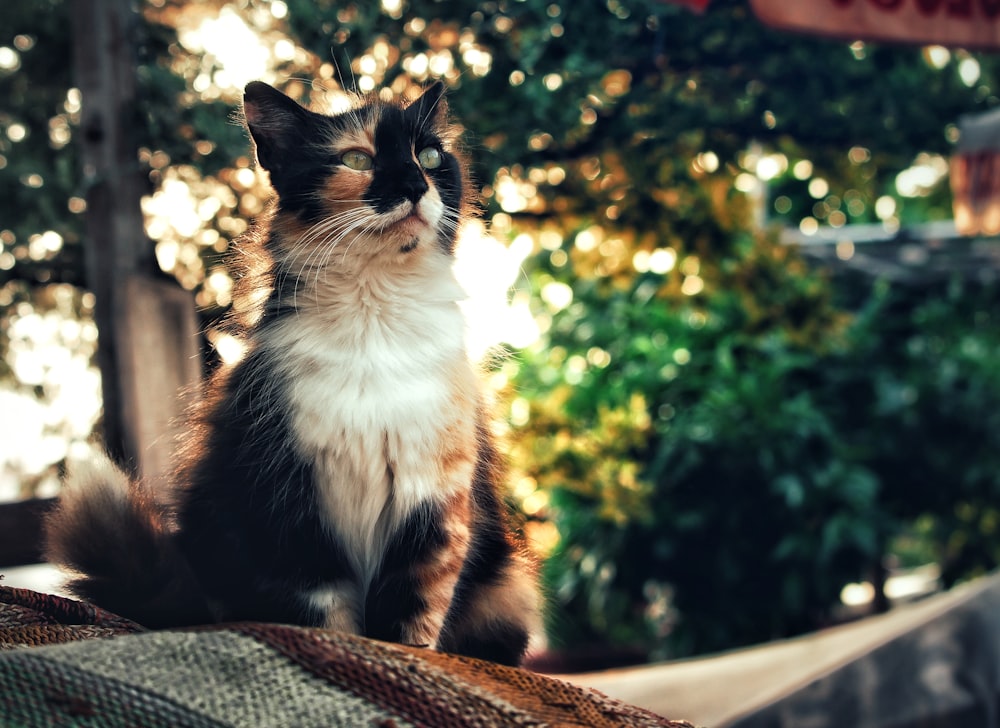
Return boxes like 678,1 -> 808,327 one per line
71,0 -> 201,484
0,498 -> 56,567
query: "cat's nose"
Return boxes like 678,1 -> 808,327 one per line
401,164 -> 429,203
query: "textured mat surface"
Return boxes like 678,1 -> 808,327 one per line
0,585 -> 692,727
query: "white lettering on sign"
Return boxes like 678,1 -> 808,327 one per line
751,0 -> 1000,49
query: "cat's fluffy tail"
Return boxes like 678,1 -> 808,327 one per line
44,454 -> 211,628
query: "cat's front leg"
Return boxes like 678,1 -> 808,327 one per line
366,494 -> 471,648
402,492 -> 473,647
437,552 -> 543,666
401,540 -> 469,647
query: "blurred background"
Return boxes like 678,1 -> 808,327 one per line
4,0 -> 1000,672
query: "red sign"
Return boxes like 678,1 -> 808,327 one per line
751,0 -> 1000,49
667,0 -> 711,12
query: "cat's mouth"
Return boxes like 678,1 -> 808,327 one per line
398,210 -> 427,227
386,205 -> 431,252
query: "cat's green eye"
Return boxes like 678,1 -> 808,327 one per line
341,150 -> 373,171
417,147 -> 442,170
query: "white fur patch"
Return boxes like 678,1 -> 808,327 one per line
261,243 -> 478,591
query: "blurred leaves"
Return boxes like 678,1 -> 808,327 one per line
519,243 -> 1000,657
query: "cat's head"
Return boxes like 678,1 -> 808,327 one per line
242,81 -> 472,261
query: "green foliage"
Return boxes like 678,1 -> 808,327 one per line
515,242 -> 1000,657
511,229 -> 868,655
0,0 -> 82,279
834,280 -> 1000,586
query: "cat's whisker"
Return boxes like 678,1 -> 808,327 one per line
278,208 -> 373,300
276,208 -> 374,313
332,48 -> 357,96
295,212 -> 364,270
335,217 -> 384,269
275,219 -> 329,313
314,219 -> 368,292
414,87 -> 446,139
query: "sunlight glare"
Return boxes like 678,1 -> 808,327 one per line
541,281 -> 573,312
381,0 -> 403,17
211,331 -> 248,365
648,247 -> 677,275
0,47 -> 20,72
756,154 -> 786,181
808,178 -> 829,199
453,223 -> 541,358
179,7 -> 270,91
923,45 -> 951,69
681,275 -> 705,296
840,581 -> 875,607
875,195 -> 897,220
144,178 -> 202,238
895,154 -> 948,197
799,217 -> 819,235
1,299 -> 102,500
958,57 -> 981,87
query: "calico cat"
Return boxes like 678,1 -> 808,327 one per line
44,80 -> 542,666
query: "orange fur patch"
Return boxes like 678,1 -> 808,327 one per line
404,492 -> 472,647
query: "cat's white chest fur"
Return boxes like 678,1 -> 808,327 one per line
261,254 -> 476,585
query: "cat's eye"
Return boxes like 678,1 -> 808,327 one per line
417,147 -> 442,170
341,150 -> 373,171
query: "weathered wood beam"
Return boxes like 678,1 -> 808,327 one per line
70,0 -> 201,483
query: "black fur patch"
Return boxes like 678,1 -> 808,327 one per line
365,502 -> 447,642
439,619 -> 530,667
174,351 -> 355,626
368,107 -> 431,212
451,420 -> 517,596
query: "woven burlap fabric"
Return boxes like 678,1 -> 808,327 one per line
0,585 -> 144,649
0,585 -> 693,727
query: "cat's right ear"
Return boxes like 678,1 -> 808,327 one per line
243,82 -> 311,175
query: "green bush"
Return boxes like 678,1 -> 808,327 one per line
511,231 -> 1000,660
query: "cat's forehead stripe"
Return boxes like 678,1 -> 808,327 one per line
335,128 -> 375,153
318,111 -> 377,152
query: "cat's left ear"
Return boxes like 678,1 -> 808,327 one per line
243,82 -> 315,176
406,81 -> 448,128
